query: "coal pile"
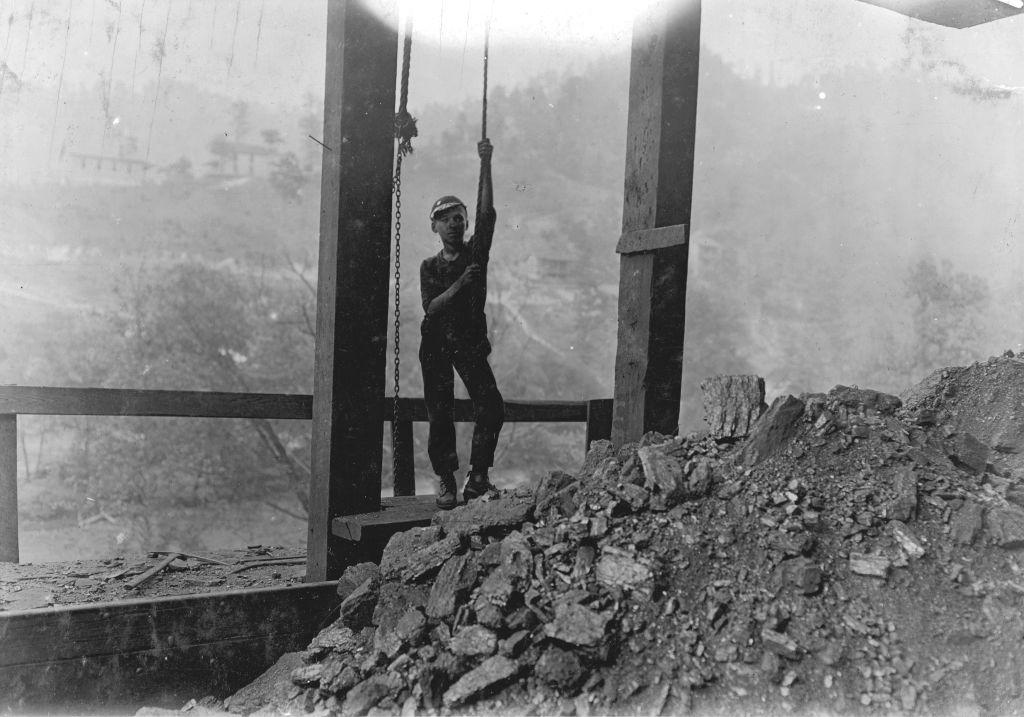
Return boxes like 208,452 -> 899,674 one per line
225,357 -> 1024,716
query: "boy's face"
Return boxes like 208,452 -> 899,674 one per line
431,206 -> 468,248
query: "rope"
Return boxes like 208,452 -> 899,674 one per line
394,17 -> 417,157
481,10 -> 490,140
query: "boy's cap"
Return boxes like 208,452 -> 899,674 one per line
430,195 -> 467,220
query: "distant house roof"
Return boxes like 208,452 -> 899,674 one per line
0,62 -> 21,89
69,152 -> 152,168
856,0 -> 1024,28
222,142 -> 277,156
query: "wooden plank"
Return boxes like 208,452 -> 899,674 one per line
0,582 -> 337,665
308,0 -> 399,581
616,224 -> 689,255
585,398 -> 614,450
611,0 -> 701,445
331,495 -> 437,543
0,415 -> 16,563
0,387 -> 590,424
389,397 -> 589,423
856,0 -> 1024,28
0,582 -> 339,711
0,386 -> 311,420
391,420 -> 415,496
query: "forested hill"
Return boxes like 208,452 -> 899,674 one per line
1,42 -> 1018,417
4,42 -> 1019,556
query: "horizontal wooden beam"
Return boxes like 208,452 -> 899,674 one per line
616,224 -> 689,254
390,398 -> 591,423
0,582 -> 339,711
0,387 -> 603,424
0,386 -> 312,420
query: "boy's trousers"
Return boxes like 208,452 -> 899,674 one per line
419,343 -> 505,476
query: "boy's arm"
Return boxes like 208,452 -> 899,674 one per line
476,139 -> 493,216
423,262 -> 481,316
471,140 -> 496,266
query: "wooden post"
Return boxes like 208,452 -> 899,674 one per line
611,0 -> 700,446
585,399 -> 614,451
0,414 -> 18,563
391,421 -> 415,496
307,0 -> 398,582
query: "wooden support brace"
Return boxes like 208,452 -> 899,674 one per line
616,224 -> 689,254
0,414 -> 16,563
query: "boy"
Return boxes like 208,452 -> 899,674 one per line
419,138 -> 504,509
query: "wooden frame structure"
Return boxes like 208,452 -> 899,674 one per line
304,0 -> 624,581
305,0 -> 1024,580
2,0 -> 1014,576
3,0 -> 1021,708
0,387 -> 608,563
299,0 -> 706,581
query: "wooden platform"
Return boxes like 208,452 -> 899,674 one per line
0,581 -> 340,713
332,495 -> 440,563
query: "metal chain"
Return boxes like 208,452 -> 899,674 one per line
392,153 -> 404,428
391,16 -> 414,450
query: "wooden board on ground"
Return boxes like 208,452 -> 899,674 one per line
0,581 -> 339,712
332,495 -> 439,556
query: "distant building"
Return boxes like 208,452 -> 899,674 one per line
537,256 -> 572,282
0,62 -> 21,93
206,141 -> 278,178
62,152 -> 152,186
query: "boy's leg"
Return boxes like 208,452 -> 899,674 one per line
420,344 -> 459,506
453,350 -> 504,496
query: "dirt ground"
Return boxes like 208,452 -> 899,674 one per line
0,545 -> 308,611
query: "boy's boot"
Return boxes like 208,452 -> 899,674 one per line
463,469 -> 499,502
436,472 -> 458,510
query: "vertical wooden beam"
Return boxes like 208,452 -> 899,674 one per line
307,0 -> 398,582
391,421 -> 415,496
0,414 -> 18,563
585,398 -> 614,451
611,0 -> 701,446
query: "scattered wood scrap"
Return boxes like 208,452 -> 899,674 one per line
230,558 -> 306,574
126,553 -> 183,590
147,551 -> 232,566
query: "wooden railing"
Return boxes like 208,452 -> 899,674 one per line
0,386 -> 612,562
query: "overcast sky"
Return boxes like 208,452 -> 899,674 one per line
5,0 -> 1024,110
